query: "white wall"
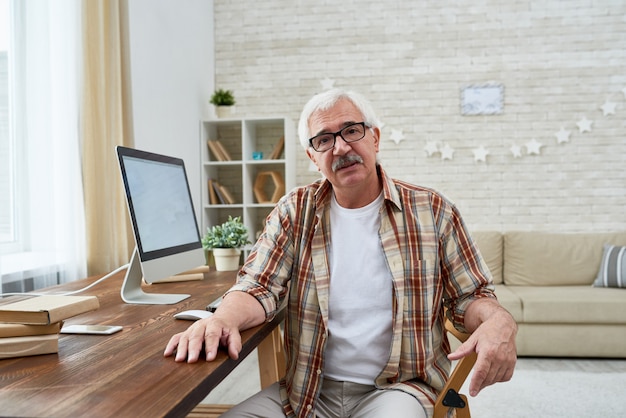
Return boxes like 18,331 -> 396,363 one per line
212,0 -> 626,233
124,1 -> 626,233
126,0 -> 213,217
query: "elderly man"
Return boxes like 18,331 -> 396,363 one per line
165,89 -> 517,418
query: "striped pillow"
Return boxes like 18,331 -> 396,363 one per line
593,244 -> 626,288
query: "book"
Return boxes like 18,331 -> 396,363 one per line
158,265 -> 211,283
208,179 -> 219,204
207,140 -> 232,161
269,136 -> 285,159
219,184 -> 236,204
212,180 -> 227,204
0,295 -> 100,325
207,140 -> 226,161
213,140 -> 232,161
0,334 -> 59,359
0,322 -> 62,338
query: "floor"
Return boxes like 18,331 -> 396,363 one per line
202,349 -> 626,417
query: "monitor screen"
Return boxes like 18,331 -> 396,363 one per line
116,146 -> 205,304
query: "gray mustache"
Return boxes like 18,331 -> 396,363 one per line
332,154 -> 364,172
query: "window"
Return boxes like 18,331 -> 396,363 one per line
0,0 -> 17,254
0,0 -> 86,292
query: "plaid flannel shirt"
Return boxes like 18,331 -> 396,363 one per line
228,165 -> 495,418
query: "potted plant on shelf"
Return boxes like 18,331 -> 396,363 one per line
210,88 -> 236,118
201,216 -> 251,271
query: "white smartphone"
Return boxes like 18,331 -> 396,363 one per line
60,324 -> 123,335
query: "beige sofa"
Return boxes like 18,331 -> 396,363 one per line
471,231 -> 626,358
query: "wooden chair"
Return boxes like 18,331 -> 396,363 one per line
190,320 -> 476,417
433,320 -> 477,418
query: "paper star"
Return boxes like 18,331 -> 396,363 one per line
576,117 -> 593,133
389,129 -> 405,145
440,144 -> 455,161
424,141 -> 439,157
320,77 -> 335,90
600,101 -> 617,116
555,127 -> 570,144
472,146 -> 489,162
525,138 -> 543,155
510,144 -> 522,158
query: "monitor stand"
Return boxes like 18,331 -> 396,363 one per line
120,248 -> 190,305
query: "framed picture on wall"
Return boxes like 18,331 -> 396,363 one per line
461,84 -> 504,115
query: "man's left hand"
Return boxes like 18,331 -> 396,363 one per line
448,299 -> 518,396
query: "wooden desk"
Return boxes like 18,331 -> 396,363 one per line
0,269 -> 284,418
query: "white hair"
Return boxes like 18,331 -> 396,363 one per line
297,89 -> 381,149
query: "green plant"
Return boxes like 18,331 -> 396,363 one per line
210,88 -> 236,106
201,216 -> 250,249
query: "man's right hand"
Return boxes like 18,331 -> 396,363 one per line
164,291 -> 266,363
164,316 -> 243,363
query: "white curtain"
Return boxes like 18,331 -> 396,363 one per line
11,0 -> 86,287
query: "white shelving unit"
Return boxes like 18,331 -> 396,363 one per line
199,117 -> 295,246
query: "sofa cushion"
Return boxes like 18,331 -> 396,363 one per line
506,285 -> 626,324
503,231 -> 626,286
492,284 -> 522,322
592,244 -> 626,288
471,231 -> 503,284
515,324 -> 626,358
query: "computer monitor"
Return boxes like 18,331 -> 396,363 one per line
116,146 -> 205,304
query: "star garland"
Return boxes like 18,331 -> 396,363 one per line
417,85 -> 622,162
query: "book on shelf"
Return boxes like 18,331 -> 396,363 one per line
212,180 -> 227,204
0,334 -> 59,359
218,184 -> 236,204
0,295 -> 99,325
208,179 -> 219,204
0,322 -> 62,338
209,180 -> 236,204
269,136 -> 285,159
213,140 -> 232,161
207,140 -> 231,161
207,140 -> 225,161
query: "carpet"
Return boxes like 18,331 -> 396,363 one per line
462,364 -> 626,417
203,354 -> 626,417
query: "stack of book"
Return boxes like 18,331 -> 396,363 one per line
208,179 -> 236,204
207,140 -> 232,161
0,295 -> 100,359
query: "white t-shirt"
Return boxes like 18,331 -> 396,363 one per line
324,191 -> 393,385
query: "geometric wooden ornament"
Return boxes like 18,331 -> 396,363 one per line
253,171 -> 285,203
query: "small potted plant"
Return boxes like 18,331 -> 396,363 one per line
210,88 -> 236,118
201,216 -> 251,271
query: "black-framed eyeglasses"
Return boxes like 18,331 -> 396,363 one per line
308,122 -> 369,152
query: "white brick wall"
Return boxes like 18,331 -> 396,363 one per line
213,0 -> 626,232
